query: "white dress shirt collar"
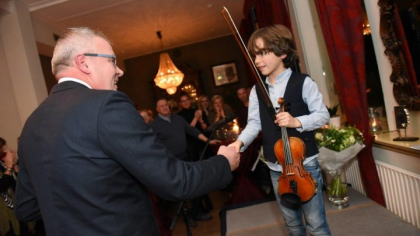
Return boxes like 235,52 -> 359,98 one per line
58,77 -> 92,89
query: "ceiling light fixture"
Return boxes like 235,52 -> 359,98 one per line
154,31 -> 184,95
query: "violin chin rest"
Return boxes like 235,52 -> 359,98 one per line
281,193 -> 301,210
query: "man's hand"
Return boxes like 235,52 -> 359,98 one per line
217,145 -> 240,171
228,140 -> 243,153
275,112 -> 301,128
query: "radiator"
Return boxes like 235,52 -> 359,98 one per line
344,159 -> 420,229
344,158 -> 366,195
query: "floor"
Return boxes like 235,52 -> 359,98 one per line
171,190 -> 230,236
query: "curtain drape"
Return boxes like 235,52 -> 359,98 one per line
314,0 -> 385,206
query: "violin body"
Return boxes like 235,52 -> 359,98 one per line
274,137 -> 317,202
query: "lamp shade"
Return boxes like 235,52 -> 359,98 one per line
154,52 -> 184,95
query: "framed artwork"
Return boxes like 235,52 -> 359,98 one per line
211,62 -> 238,87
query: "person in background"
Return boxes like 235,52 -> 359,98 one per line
178,94 -> 207,132
0,137 -> 20,236
177,93 -> 214,217
229,24 -> 331,236
235,87 -> 250,129
139,109 -> 152,124
151,98 -> 220,161
197,95 -> 210,117
167,99 -> 180,113
15,27 -> 240,236
151,98 -> 221,224
207,94 -> 235,125
0,137 -> 44,236
147,109 -> 154,122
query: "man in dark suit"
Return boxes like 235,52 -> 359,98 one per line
15,27 -> 240,236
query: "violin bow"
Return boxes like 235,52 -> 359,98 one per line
221,7 -> 277,121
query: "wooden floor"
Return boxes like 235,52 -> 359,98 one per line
171,190 -> 231,236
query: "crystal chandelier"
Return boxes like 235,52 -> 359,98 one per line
154,31 -> 184,95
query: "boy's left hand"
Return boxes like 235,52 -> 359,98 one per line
275,112 -> 302,128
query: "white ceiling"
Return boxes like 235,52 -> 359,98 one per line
18,0 -> 245,59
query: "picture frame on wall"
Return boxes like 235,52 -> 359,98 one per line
211,62 -> 238,87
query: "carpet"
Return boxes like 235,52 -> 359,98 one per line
220,188 -> 420,236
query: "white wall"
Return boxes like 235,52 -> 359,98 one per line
0,1 -> 48,149
0,36 -> 23,149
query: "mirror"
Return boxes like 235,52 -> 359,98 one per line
378,0 -> 420,110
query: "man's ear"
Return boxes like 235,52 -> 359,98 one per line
75,54 -> 91,74
280,54 -> 287,59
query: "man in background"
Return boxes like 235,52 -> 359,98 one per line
235,87 -> 249,129
15,27 -> 240,236
151,98 -> 219,224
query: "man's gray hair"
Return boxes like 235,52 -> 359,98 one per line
51,27 -> 111,75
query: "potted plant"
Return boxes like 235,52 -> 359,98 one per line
327,104 -> 341,128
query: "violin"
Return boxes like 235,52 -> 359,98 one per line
274,98 -> 317,204
220,7 -> 317,204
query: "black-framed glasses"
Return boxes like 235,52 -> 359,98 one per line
83,53 -> 116,67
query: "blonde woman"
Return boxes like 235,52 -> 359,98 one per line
207,94 -> 235,125
197,95 -> 210,116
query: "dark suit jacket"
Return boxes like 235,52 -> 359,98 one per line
15,81 -> 232,236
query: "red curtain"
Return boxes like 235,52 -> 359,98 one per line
314,0 -> 385,206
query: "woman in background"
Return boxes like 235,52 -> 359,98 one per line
0,137 -> 45,236
197,95 -> 210,117
207,94 -> 235,125
0,137 -> 20,236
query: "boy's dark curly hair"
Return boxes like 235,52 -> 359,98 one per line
247,25 -> 298,69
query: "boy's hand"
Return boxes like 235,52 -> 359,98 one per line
228,140 -> 243,153
275,112 -> 302,128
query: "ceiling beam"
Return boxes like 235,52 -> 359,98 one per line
18,0 -> 69,12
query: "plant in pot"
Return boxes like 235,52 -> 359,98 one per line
327,104 -> 341,128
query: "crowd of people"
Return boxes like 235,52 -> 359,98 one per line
133,89 -> 253,233
138,90 -> 249,131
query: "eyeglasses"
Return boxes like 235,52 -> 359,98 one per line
83,53 -> 117,67
180,99 -> 190,103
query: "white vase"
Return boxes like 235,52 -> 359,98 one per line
329,116 -> 341,129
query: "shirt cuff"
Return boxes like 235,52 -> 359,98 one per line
296,116 -> 306,132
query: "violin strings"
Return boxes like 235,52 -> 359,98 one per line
279,103 -> 293,179
281,126 -> 293,177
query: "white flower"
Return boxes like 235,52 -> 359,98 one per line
315,133 -> 323,140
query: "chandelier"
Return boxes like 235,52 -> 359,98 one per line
154,31 -> 184,95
